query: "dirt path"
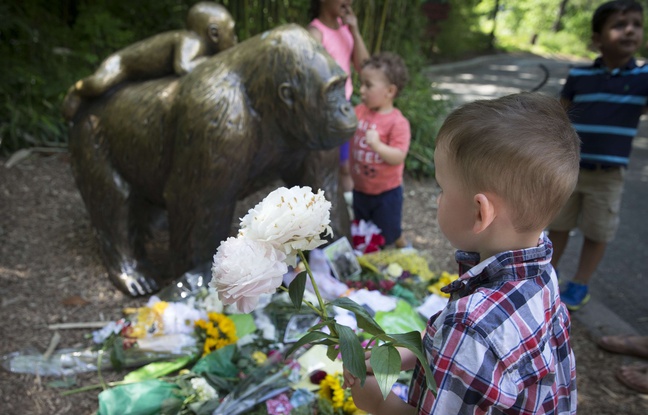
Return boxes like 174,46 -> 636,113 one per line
1,154 -> 647,414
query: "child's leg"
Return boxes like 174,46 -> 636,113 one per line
76,55 -> 128,97
352,190 -> 372,223
547,179 -> 582,266
370,186 -> 403,247
548,230 -> 570,267
574,167 -> 625,284
572,237 -> 607,285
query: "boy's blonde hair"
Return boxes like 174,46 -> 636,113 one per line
435,92 -> 580,232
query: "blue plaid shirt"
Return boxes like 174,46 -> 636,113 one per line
408,234 -> 577,414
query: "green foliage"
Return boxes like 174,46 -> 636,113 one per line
1,0 -> 439,177
6,0 -> 620,179
397,71 -> 448,178
435,0 -> 492,57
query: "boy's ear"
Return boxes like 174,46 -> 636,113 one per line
387,84 -> 398,99
473,193 -> 496,234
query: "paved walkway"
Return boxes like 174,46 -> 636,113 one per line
424,53 -> 648,337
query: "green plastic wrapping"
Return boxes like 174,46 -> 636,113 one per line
97,379 -> 181,415
374,300 -> 426,334
123,355 -> 195,382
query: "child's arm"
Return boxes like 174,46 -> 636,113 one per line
342,5 -> 370,72
366,347 -> 418,373
343,369 -> 417,415
174,33 -> 209,75
365,128 -> 407,165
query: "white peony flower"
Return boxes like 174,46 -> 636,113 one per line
197,290 -> 224,314
239,186 -> 332,265
209,237 -> 288,313
190,377 -> 219,402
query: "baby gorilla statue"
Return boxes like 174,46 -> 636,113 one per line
62,1 -> 236,120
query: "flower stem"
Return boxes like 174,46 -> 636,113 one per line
298,250 -> 328,319
97,350 -> 108,390
278,286 -> 322,316
61,379 -> 137,396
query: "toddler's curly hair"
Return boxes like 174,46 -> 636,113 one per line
362,52 -> 409,97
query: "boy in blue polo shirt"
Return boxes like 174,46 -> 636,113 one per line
549,0 -> 648,310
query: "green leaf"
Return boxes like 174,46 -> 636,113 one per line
229,313 -> 256,338
370,345 -> 401,400
382,331 -> 425,351
289,271 -> 308,311
385,331 -> 437,395
283,330 -> 333,357
330,297 -> 385,336
191,344 -> 238,377
327,344 -> 339,361
110,337 -> 125,371
335,323 -> 366,384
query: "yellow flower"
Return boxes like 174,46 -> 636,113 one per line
151,301 -> 169,315
252,351 -> 267,365
128,305 -> 165,338
318,373 -> 359,414
195,312 -> 238,356
427,271 -> 459,298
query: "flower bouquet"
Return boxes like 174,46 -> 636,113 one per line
1,294 -> 217,378
209,186 -> 436,399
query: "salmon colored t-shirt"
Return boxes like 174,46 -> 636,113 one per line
350,104 -> 411,195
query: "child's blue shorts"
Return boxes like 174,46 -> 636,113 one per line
352,186 -> 403,246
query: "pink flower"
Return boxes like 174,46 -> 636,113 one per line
266,393 -> 293,415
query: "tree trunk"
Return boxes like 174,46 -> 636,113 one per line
488,0 -> 500,50
552,0 -> 569,32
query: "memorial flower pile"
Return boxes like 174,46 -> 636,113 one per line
1,185 -> 458,414
210,186 -> 436,399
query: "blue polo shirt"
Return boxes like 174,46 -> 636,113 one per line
561,57 -> 648,167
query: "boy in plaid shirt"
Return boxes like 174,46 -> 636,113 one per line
344,93 -> 579,414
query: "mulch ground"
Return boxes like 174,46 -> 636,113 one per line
1,153 -> 647,414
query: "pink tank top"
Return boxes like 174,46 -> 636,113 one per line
309,18 -> 354,99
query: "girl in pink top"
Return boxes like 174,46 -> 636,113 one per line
308,0 -> 369,194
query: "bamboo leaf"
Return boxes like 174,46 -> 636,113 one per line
385,331 -> 437,394
283,331 -> 332,357
370,344 -> 401,399
330,297 -> 385,336
335,323 -> 367,384
288,271 -> 307,311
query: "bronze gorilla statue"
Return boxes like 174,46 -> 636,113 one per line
67,24 -> 357,296
62,2 -> 237,121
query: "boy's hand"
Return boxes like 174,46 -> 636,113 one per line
365,128 -> 381,148
342,366 -> 357,388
